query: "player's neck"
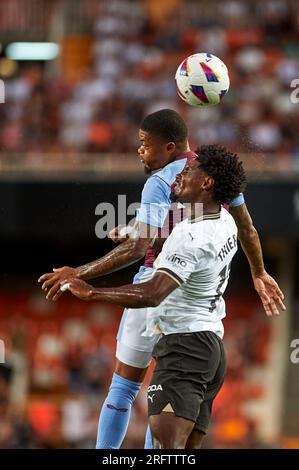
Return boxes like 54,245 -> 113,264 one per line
202,202 -> 221,216
171,143 -> 190,160
189,201 -> 221,220
158,142 -> 191,169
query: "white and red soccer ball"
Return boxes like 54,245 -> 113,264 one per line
175,53 -> 230,106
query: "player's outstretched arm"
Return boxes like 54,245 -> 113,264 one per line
60,271 -> 177,308
229,203 -> 286,316
38,221 -> 157,301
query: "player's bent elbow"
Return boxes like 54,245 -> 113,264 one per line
147,289 -> 169,308
143,291 -> 163,308
145,275 -> 176,307
238,223 -> 257,242
147,296 -> 161,308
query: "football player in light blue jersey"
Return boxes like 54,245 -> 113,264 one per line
39,109 -> 284,449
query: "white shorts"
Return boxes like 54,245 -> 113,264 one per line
116,266 -> 161,369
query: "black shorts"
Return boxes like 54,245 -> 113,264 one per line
147,331 -> 226,434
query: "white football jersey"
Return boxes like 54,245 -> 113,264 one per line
144,207 -> 238,339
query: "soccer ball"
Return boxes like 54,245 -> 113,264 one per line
175,53 -> 230,106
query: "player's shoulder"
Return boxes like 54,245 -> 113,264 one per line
220,206 -> 237,229
142,172 -> 169,194
153,158 -> 187,187
169,219 -> 204,254
171,218 -> 191,239
187,208 -> 236,244
204,207 -> 237,236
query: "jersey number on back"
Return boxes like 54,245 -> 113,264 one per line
209,262 -> 232,313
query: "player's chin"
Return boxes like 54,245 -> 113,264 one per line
143,165 -> 152,175
170,187 -> 182,202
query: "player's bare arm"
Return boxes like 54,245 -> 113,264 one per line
38,221 -> 157,301
60,271 -> 177,308
230,203 -> 286,316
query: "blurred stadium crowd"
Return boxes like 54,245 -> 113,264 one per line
0,0 -> 299,168
0,291 -> 274,449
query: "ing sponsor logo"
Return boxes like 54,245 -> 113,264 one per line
166,254 -> 187,268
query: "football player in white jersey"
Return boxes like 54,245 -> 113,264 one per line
39,110 -> 285,449
59,145 -> 285,449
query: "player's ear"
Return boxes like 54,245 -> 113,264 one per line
202,176 -> 214,191
166,142 -> 176,153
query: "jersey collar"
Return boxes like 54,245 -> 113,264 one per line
174,151 -> 197,162
190,211 -> 221,224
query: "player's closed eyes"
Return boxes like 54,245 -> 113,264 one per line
182,165 -> 192,176
139,143 -> 150,150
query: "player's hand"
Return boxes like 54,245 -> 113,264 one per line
60,278 -> 94,301
38,266 -> 80,301
108,225 -> 130,243
252,271 -> 286,316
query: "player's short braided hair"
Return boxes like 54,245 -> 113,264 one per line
141,109 -> 188,144
195,145 -> 246,205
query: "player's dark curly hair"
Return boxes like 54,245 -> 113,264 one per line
195,145 -> 246,205
141,109 -> 188,144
